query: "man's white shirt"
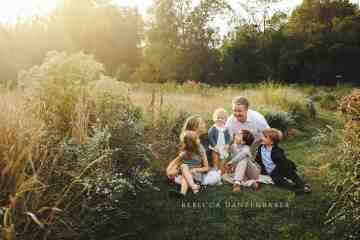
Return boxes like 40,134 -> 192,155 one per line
225,109 -> 270,143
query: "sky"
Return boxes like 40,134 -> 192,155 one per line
0,0 -> 358,35
0,0 -> 151,21
0,0 -> 302,22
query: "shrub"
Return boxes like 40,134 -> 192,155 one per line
300,84 -> 320,96
327,90 -> 360,239
253,82 -> 314,124
326,130 -> 360,239
62,124 -> 112,170
288,100 -> 314,123
109,110 -> 153,173
88,75 -> 132,126
145,107 -> 192,171
18,51 -> 138,142
340,89 -> 360,119
1,51 -> 157,240
263,110 -> 295,134
18,51 -> 104,135
311,125 -> 338,146
319,93 -> 338,110
76,169 -> 159,240
41,105 -> 155,239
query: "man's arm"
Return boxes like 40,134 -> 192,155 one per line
258,112 -> 270,131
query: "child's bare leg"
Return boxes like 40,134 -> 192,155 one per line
219,159 -> 226,175
245,162 -> 261,190
180,177 -> 189,195
232,161 -> 247,192
180,164 -> 199,193
234,160 -> 247,183
212,151 -> 221,169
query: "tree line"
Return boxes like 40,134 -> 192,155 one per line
1,0 -> 360,86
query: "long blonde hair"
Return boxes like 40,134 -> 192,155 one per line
181,130 -> 201,157
180,115 -> 203,141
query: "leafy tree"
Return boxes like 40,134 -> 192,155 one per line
135,0 -> 230,83
0,0 -> 144,85
53,0 -> 144,76
221,3 -> 288,83
284,0 -> 360,84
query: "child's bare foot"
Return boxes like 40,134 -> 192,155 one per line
252,181 -> 260,191
233,184 -> 241,193
191,184 -> 200,194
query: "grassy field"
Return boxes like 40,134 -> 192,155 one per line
0,80 -> 351,240
125,83 -> 347,240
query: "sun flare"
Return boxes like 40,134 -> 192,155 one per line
0,0 -> 151,23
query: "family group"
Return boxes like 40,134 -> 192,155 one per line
166,96 -> 311,196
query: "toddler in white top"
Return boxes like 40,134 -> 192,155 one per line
208,108 -> 231,171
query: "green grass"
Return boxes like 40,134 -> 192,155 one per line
138,110 -> 343,240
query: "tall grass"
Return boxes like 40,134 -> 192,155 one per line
1,58 -> 351,239
0,52 -> 152,239
129,81 -> 309,122
0,90 -> 52,239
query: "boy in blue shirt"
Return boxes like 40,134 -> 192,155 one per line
255,128 -> 311,193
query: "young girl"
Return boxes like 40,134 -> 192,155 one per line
255,128 -> 311,193
180,115 -> 207,142
167,115 -> 207,179
225,129 -> 260,192
208,108 -> 231,170
167,115 -> 222,191
180,115 -> 213,169
168,130 -> 209,195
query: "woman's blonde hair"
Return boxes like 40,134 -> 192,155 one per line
180,115 -> 203,140
212,108 -> 228,122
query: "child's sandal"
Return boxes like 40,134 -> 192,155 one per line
303,184 -> 312,193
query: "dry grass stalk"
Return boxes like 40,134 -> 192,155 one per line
71,96 -> 90,144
